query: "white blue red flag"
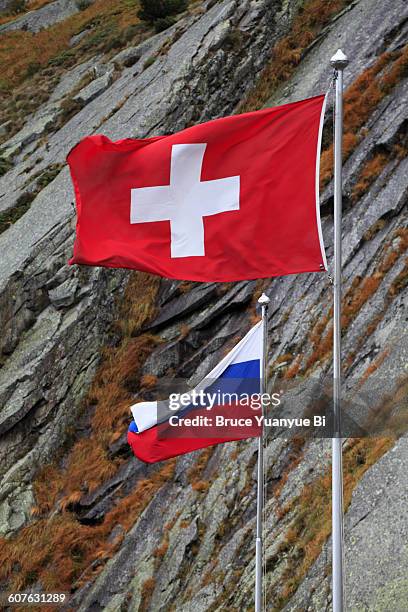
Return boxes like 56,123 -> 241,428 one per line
127,322 -> 263,463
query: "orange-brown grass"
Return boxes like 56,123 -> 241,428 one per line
140,373 -> 158,389
341,274 -> 382,329
304,308 -> 333,371
351,152 -> 389,201
179,323 -> 190,339
240,0 -> 355,113
164,510 -> 181,532
358,349 -> 390,388
283,354 -> 303,380
306,228 -> 408,373
191,480 -> 210,492
344,245 -> 407,372
31,463 -> 63,516
114,271 -> 160,338
201,560 -> 217,588
308,310 -> 332,346
216,281 -> 235,296
179,281 -> 195,293
306,274 -> 386,372
319,132 -> 359,188
153,532 -> 169,561
59,334 -> 159,499
352,140 -> 408,202
275,437 -> 394,607
344,312 -> 382,371
139,577 -> 156,612
274,353 -> 293,366
378,228 -> 408,274
0,0 -> 143,89
388,257 -> 408,297
0,271 -> 162,592
91,335 -> 159,420
62,440 -> 119,502
28,0 -> 54,7
363,218 -> 386,242
187,446 -> 214,484
393,142 -> 408,160
274,437 -> 305,501
343,228 -> 408,331
320,44 -> 408,187
229,445 -> 240,461
306,275 -> 381,370
370,376 -> 408,437
0,460 -> 175,592
342,51 -> 395,131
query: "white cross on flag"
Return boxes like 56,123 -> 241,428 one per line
130,143 -> 240,258
67,95 -> 327,281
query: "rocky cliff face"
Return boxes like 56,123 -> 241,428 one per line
0,0 -> 407,609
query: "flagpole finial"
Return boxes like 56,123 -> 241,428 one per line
330,49 -> 349,69
258,293 -> 270,305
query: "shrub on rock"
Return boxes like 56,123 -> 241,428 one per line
75,0 -> 92,10
7,0 -> 26,15
154,16 -> 176,32
138,0 -> 188,23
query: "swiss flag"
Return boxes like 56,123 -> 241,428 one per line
67,95 -> 327,281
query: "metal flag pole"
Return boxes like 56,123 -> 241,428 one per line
330,48 -> 349,612
255,292 -> 270,612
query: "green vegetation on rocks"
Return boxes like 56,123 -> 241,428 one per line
139,0 -> 188,29
0,191 -> 35,235
0,155 -> 12,176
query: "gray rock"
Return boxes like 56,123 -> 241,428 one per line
193,280 -> 257,330
69,29 -> 90,47
73,69 -> 114,106
78,460 -> 150,524
0,0 -> 291,539
0,484 -> 35,537
48,277 -> 79,309
0,0 -> 12,12
179,313 -> 245,381
0,0 -> 407,609
147,283 -> 219,330
285,437 -> 408,611
113,46 -> 143,68
0,120 -> 12,137
270,0 -> 408,106
0,0 -> 95,34
49,58 -> 99,103
1,108 -> 59,159
67,0 -> 407,607
345,437 -> 408,610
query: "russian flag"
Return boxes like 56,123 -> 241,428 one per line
127,321 -> 263,463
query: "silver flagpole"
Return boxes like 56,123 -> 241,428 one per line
255,292 -> 269,612
330,48 -> 348,612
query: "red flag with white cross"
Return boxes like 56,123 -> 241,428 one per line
67,95 -> 327,281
